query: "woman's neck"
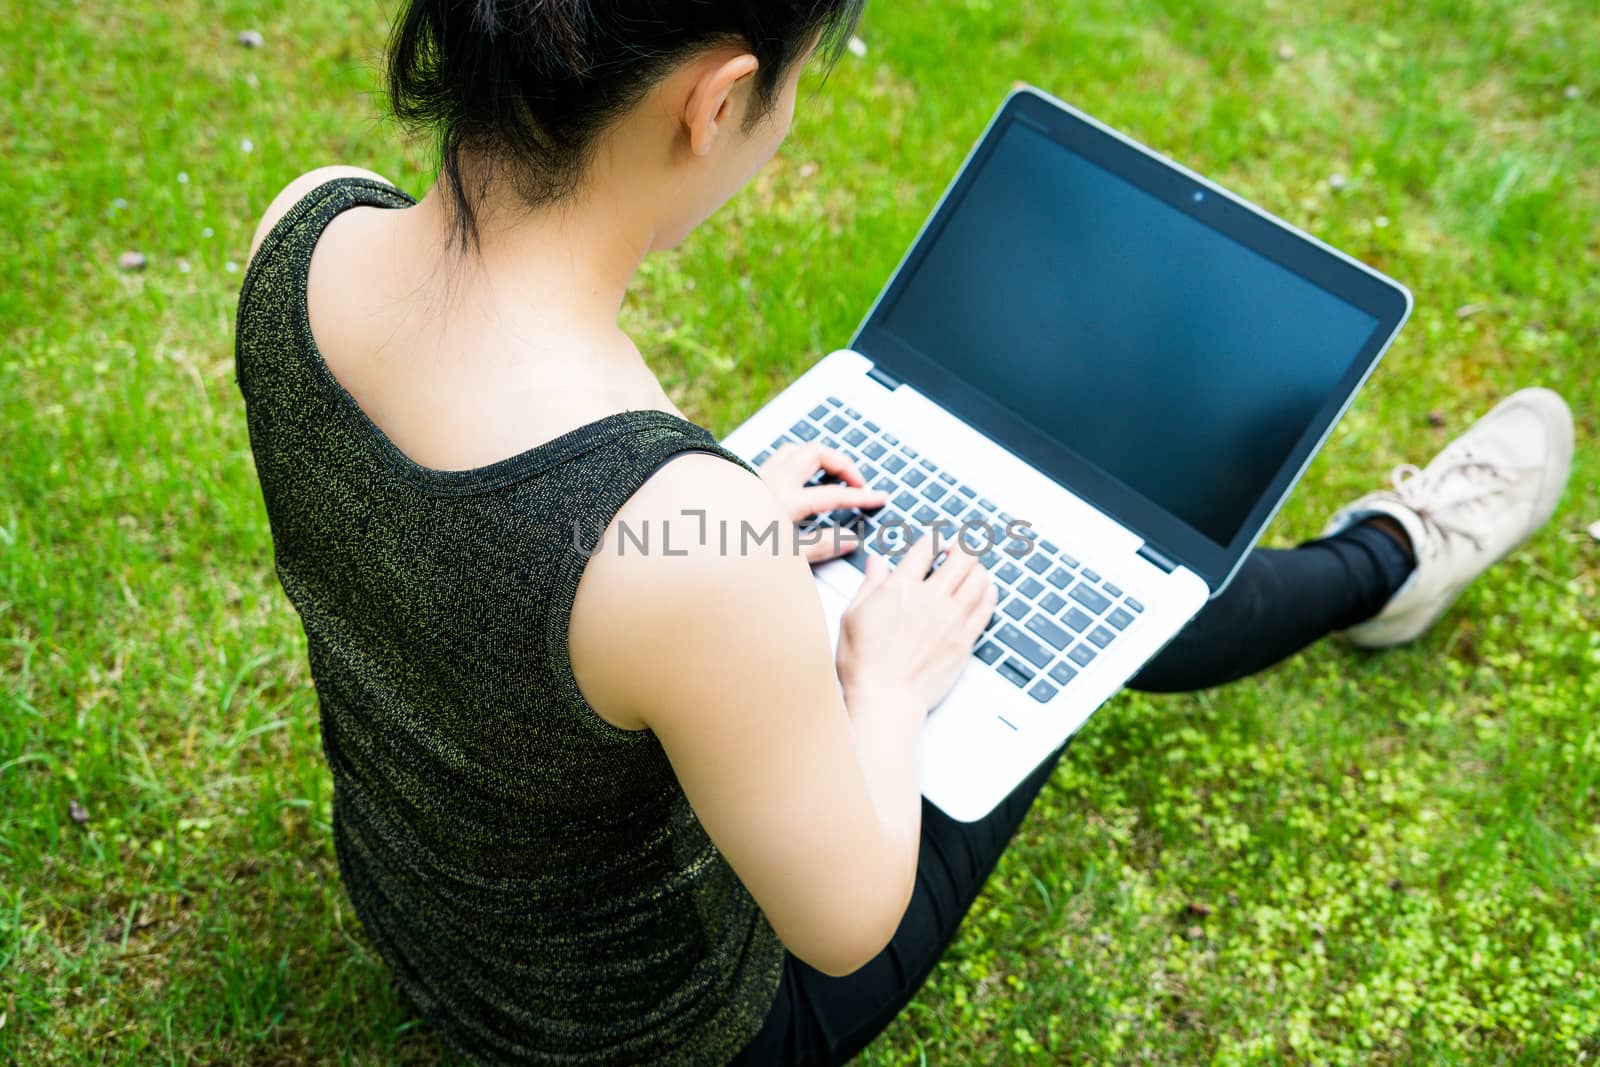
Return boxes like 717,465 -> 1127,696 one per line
403,159 -> 662,331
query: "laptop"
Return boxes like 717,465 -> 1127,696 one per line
721,85 -> 1413,822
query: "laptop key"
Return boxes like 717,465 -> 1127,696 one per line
1047,567 -> 1072,589
1067,643 -> 1097,668
1003,598 -> 1029,621
978,498 -> 997,512
1040,541 -> 1059,556
825,396 -> 842,407
975,641 -> 1003,665
996,562 -> 1022,584
770,436 -> 791,451
845,407 -> 862,419
752,450 -> 772,466
1081,568 -> 1102,583
808,404 -> 829,421
996,624 -> 1053,670
1028,680 -> 1057,704
1018,577 -> 1044,599
863,421 -> 880,433
1125,597 -> 1145,613
893,491 -> 918,511
1041,592 -> 1067,615
1069,584 -> 1112,614
859,464 -> 878,482
874,524 -> 911,553
863,441 -> 887,460
959,485 -> 976,499
791,421 -> 820,441
831,509 -> 868,533
844,428 -> 867,447
913,504 -> 940,525
1107,607 -> 1135,630
1024,614 -> 1072,651
884,454 -> 907,474
883,433 -> 898,446
824,415 -> 848,433
1088,625 -> 1117,649
938,471 -> 957,485
1061,606 -> 1094,633
904,469 -> 927,488
941,496 -> 965,517
1103,582 -> 1123,598
1048,661 -> 1078,686
1025,554 -> 1051,575
924,483 -> 948,502
997,659 -> 1034,688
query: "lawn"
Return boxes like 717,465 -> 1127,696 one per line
2,0 -> 1597,1062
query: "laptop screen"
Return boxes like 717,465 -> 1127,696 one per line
875,119 -> 1382,548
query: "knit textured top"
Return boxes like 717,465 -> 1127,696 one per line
233,176 -> 783,1064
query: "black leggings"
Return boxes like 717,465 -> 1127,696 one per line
730,522 -> 1414,1065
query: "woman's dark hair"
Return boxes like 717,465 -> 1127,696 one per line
388,0 -> 863,251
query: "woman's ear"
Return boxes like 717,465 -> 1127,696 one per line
683,53 -> 761,157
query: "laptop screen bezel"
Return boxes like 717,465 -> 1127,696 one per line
850,87 -> 1413,595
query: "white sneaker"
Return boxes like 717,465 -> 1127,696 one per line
1319,387 -> 1574,649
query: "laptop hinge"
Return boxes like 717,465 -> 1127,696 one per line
865,363 -> 902,391
1137,542 -> 1178,574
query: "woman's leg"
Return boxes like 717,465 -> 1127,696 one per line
1126,521 -> 1415,693
1131,385 -> 1575,692
730,524 -> 1412,1065
730,739 -> 1073,1067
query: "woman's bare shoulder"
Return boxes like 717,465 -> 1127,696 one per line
568,451 -> 821,729
247,165 -> 396,264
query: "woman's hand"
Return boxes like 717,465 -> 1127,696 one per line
835,531 -> 998,715
756,442 -> 889,563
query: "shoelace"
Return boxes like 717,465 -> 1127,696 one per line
1384,448 -> 1519,555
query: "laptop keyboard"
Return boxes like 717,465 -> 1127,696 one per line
753,396 -> 1146,708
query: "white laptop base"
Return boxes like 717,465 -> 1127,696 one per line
724,350 -> 1209,822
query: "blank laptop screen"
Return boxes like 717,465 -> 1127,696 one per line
878,120 -> 1380,546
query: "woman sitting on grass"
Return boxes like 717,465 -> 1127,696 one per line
233,1 -> 1573,1062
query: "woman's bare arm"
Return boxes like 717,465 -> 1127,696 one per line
569,453 -> 991,975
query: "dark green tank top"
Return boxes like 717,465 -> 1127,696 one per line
234,177 -> 783,1064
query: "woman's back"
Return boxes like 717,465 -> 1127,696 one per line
235,176 -> 783,1064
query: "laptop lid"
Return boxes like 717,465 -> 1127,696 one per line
851,86 -> 1413,595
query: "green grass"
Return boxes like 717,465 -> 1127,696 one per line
2,0 -> 1597,1062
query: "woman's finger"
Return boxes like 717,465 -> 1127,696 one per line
951,556 -> 996,608
962,582 -> 1000,644
927,537 -> 981,591
850,551 -> 889,594
761,442 -> 867,490
794,484 -> 888,519
801,528 -> 861,565
758,442 -> 822,484
888,531 -> 940,584
809,446 -> 868,487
